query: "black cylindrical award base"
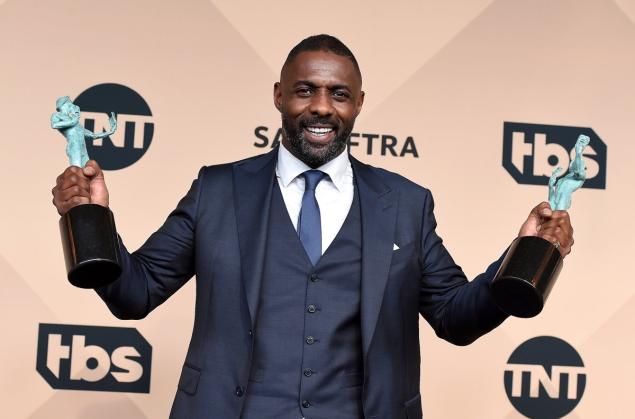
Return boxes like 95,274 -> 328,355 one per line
490,236 -> 563,318
59,204 -> 122,289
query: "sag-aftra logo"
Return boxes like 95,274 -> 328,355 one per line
254,126 -> 419,158
36,323 -> 152,393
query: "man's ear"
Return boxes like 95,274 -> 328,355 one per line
355,90 -> 365,117
273,82 -> 282,112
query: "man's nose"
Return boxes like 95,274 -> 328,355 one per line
308,90 -> 334,116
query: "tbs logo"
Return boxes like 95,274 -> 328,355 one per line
75,83 -> 154,170
503,122 -> 607,189
504,336 -> 586,419
36,323 -> 152,393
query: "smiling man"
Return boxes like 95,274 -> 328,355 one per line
276,40 -> 363,169
51,35 -> 574,419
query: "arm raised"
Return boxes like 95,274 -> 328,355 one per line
95,167 -> 204,319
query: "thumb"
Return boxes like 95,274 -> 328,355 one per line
82,160 -> 109,207
518,201 -> 552,237
82,160 -> 103,179
530,201 -> 553,221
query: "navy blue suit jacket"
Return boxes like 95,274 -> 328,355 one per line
97,148 -> 508,419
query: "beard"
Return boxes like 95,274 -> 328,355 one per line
281,113 -> 354,168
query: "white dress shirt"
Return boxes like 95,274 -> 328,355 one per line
275,144 -> 355,255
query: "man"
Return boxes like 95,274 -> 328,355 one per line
51,35 -> 573,419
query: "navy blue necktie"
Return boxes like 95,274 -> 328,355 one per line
298,170 -> 326,265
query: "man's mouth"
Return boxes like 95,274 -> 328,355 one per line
305,126 -> 333,136
303,125 -> 336,144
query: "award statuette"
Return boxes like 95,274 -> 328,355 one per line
51,96 -> 122,288
490,135 -> 590,318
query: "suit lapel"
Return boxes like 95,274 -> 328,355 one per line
351,156 -> 399,357
233,148 -> 278,328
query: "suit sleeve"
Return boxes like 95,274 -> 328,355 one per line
418,190 -> 509,346
95,167 -> 205,319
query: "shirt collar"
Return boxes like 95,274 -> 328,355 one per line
276,143 -> 351,191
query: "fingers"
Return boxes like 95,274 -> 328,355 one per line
52,165 -> 93,216
519,202 -> 575,257
52,195 -> 90,215
56,165 -> 82,184
540,211 -> 571,232
538,210 -> 574,256
52,189 -> 90,215
56,184 -> 90,202
519,201 -> 552,235
56,166 -> 90,190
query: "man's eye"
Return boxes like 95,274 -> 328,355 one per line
333,91 -> 349,99
297,88 -> 312,96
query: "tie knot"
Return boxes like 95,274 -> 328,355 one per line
302,170 -> 326,191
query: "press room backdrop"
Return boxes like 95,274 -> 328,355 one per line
1,0 -> 633,418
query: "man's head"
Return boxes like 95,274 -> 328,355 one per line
274,35 -> 364,168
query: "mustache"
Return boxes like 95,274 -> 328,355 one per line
300,117 -> 339,128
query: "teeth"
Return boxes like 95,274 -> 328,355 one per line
306,127 -> 333,135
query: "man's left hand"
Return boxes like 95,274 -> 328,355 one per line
518,202 -> 574,257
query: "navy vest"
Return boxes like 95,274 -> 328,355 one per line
240,180 -> 364,419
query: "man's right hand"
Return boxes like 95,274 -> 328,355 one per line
52,160 -> 109,216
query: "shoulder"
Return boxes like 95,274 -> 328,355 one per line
196,149 -> 275,186
352,157 -> 432,202
201,150 -> 272,175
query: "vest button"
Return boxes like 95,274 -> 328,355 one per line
305,336 -> 315,345
235,385 -> 244,397
302,400 -> 311,408
307,304 -> 317,313
310,273 -> 319,282
303,368 -> 313,377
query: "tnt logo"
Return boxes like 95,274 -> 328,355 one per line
504,336 -> 586,419
503,122 -> 607,189
75,83 -> 154,170
36,323 -> 152,393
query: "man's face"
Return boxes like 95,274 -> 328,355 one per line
274,50 -> 364,168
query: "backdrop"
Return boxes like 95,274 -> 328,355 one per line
1,0 -> 632,418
